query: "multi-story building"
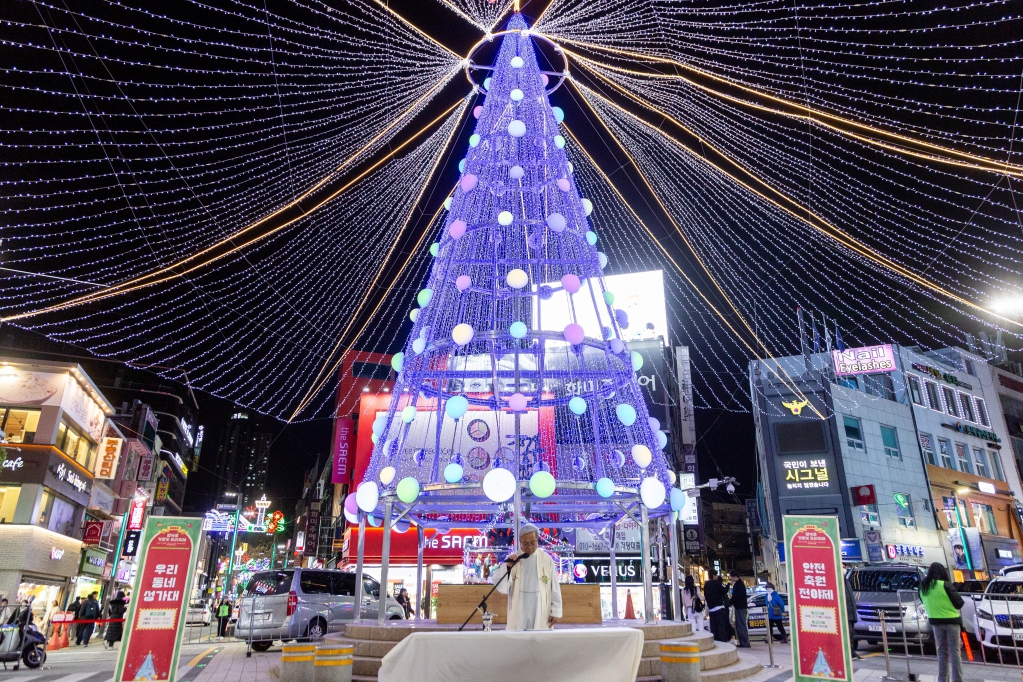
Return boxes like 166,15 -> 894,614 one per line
989,363 -> 1023,486
752,342 -> 1023,591
212,410 -> 273,508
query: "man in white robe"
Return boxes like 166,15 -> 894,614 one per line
491,524 -> 563,630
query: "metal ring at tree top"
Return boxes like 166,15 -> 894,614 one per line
464,29 -> 569,96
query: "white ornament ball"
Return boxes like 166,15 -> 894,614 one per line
508,120 -> 527,137
581,198 -> 593,216
510,56 -> 524,68
510,88 -> 524,102
631,444 -> 652,468
444,197 -> 452,210
483,467 -> 516,502
412,337 -> 426,354
506,268 -> 529,289
452,323 -> 475,346
640,477 -> 667,509
356,481 -> 380,513
509,165 -> 525,180
546,213 -> 567,232
379,466 -> 396,485
498,211 -> 514,226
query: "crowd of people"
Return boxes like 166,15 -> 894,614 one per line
0,590 -> 128,650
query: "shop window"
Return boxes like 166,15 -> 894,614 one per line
864,373 -> 895,401
942,497 -> 960,529
839,376 -> 859,390
0,409 -> 41,444
975,398 -> 990,427
924,381 -> 941,411
955,443 -> 972,474
843,416 -> 865,451
36,489 -> 77,537
894,493 -> 915,528
959,393 -> 975,422
943,387 -> 959,417
972,447 -> 990,479
908,376 -> 924,406
919,433 -> 935,465
990,450 -> 1005,482
938,439 -> 955,470
56,420 -> 96,471
881,425 -> 901,459
971,502 -> 998,534
0,485 -> 20,523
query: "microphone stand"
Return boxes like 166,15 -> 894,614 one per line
458,554 -> 525,632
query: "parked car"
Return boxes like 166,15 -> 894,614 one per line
747,591 -> 789,639
847,564 -> 932,651
235,568 -> 406,651
185,601 -> 213,626
952,580 -> 988,637
972,573 -> 1023,652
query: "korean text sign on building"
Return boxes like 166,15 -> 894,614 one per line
831,344 -> 895,376
114,518 -> 201,682
784,516 -> 852,682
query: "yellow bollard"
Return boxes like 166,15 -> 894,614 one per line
281,643 -> 317,682
660,642 -> 701,682
314,643 -> 354,682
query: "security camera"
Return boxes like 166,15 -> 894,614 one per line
726,483 -> 735,494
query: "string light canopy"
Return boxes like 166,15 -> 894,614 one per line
0,0 -> 1019,424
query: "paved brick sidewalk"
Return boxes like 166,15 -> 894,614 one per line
189,642 -> 280,682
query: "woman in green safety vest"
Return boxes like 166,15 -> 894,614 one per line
918,562 -> 965,682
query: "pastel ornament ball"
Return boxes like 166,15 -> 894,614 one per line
401,405 -> 417,423
510,56 -> 524,68
563,322 -> 585,345
379,466 -> 396,486
640,477 -> 667,509
458,159 -> 466,173
455,275 -> 472,292
616,403 -> 637,426
557,178 -> 570,192
631,351 -> 644,371
417,288 -> 433,307
344,494 -> 359,523
429,243 -> 439,257
568,396 -> 587,415
609,338 -> 625,354
581,198 -> 594,216
473,105 -> 483,119
411,337 -> 426,354
483,77 -> 491,91
529,471 -> 556,498
648,417 -> 660,432
482,467 -> 516,503
367,514 -> 380,528
449,219 -> 467,239
509,321 -> 528,339
603,291 -> 615,306
444,462 -> 464,483
509,165 -> 525,180
510,88 -> 524,102
666,469 -> 677,486
356,481 -> 379,513
586,231 -> 598,246
446,394 -> 469,419
611,449 -> 626,467
597,252 -> 608,270
391,352 -> 404,372
372,415 -> 388,437
444,197 -> 452,210
615,308 -> 629,328
469,134 -> 481,148
508,392 -> 528,412
631,444 -> 652,468
541,73 -> 549,87
460,174 -> 478,193
409,308 -> 420,323
596,477 -> 615,498
508,120 -> 527,138
506,268 -> 529,289
561,273 -> 581,294
669,487 -> 686,512
396,477 -> 420,504
552,106 -> 565,124
498,210 -> 514,226
656,430 -> 668,450
554,135 -> 566,149
546,213 -> 567,232
452,323 -> 475,346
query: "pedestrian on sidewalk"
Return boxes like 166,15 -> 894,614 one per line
729,571 -> 750,648
67,596 -> 81,641
104,591 -> 127,650
704,571 -> 731,642
682,575 -> 706,632
76,592 -> 101,647
845,578 -> 860,659
918,562 -> 964,682
217,599 -> 232,639
764,583 -> 788,644
42,599 -> 59,639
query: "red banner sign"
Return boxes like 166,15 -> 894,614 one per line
331,418 -> 355,484
127,496 -> 147,531
785,516 -> 852,682
83,521 -> 104,545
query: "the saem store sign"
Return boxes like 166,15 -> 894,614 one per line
831,344 -> 896,376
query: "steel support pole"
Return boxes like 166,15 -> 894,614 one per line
378,500 -> 394,625
641,503 -> 654,623
353,513 -> 367,623
609,522 -> 618,621
225,507 -> 241,597
668,513 -> 681,622
416,525 -> 425,622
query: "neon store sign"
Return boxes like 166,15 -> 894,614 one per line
782,459 -> 830,490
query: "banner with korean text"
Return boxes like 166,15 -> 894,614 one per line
114,517 -> 202,682
784,516 -> 852,682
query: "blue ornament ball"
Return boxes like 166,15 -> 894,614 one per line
510,321 -> 528,339
596,477 -> 615,498
446,395 -> 469,419
568,396 -> 587,415
444,463 -> 464,483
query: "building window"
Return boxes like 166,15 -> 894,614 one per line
908,376 -> 924,406
0,484 -> 21,524
972,447 -> 990,478
943,387 -> 959,417
990,450 -> 1005,482
919,433 -> 935,465
894,493 -> 916,528
36,488 -> 77,537
938,439 -> 955,469
881,425 -> 901,459
971,502 -> 998,534
975,398 -> 989,427
843,416 -> 865,451
838,376 -> 859,390
964,358 -> 975,376
0,408 -> 41,444
56,420 -> 96,471
955,442 -> 972,474
924,381 -> 941,411
864,373 -> 895,401
959,393 -> 975,422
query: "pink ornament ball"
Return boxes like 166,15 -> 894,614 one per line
455,275 -> 472,291
557,178 -> 570,192
563,323 -> 585,345
561,274 -> 581,294
449,219 -> 467,239
345,493 -> 359,516
473,105 -> 483,119
541,74 -> 549,87
460,174 -> 478,193
508,392 -> 528,412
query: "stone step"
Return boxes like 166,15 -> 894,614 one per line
638,641 -> 738,678
333,637 -> 397,658
353,655 -> 383,678
697,653 -> 763,682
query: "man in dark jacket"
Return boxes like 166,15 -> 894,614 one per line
729,570 -> 751,648
67,597 -> 82,643
704,571 -> 731,642
76,592 -> 101,646
103,592 -> 127,650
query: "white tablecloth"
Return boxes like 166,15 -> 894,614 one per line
378,627 -> 644,682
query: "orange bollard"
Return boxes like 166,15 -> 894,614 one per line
624,589 -> 637,620
59,622 -> 70,648
960,630 -> 973,662
48,626 -> 62,651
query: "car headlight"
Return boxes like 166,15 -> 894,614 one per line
977,609 -> 993,620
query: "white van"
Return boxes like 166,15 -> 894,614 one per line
972,573 -> 1023,653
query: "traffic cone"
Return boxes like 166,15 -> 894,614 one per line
59,623 -> 70,648
48,625 -> 64,651
624,589 -> 636,620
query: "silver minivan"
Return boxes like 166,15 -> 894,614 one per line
235,568 -> 406,650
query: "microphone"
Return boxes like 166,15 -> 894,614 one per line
504,551 -> 530,568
